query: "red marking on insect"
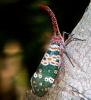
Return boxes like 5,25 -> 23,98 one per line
40,4 -> 59,34
40,4 -> 65,46
51,35 -> 62,42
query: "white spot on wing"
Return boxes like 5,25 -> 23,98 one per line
45,77 -> 49,82
41,60 -> 48,65
45,53 -> 49,57
49,77 -> 54,83
45,77 -> 55,83
38,74 -> 42,78
50,61 -> 55,65
33,72 -> 37,78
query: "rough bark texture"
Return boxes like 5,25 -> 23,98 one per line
23,2 -> 91,100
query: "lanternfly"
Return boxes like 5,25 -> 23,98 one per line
30,4 -> 85,97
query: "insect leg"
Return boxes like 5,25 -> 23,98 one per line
63,32 -> 86,45
64,51 -> 75,67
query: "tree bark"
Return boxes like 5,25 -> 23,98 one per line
23,1 -> 91,100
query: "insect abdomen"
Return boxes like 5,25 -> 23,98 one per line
31,41 -> 61,96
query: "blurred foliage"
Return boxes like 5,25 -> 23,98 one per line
0,0 -> 20,5
0,0 -> 90,86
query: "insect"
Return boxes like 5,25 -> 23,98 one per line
30,4 -> 80,96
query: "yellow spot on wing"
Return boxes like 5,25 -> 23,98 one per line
39,68 -> 42,72
45,88 -> 48,91
47,70 -> 50,72
50,61 -> 55,65
51,47 -> 57,50
41,60 -> 48,65
54,70 -> 58,74
37,89 -> 39,91
56,62 -> 59,66
57,55 -> 60,59
47,57 -> 52,61
44,61 -> 48,64
34,85 -> 36,87
41,89 -> 43,91
52,55 -> 57,59
39,82 -> 42,86
33,81 -> 36,83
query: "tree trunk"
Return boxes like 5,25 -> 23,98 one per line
23,1 -> 91,100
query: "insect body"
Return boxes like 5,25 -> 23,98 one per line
31,36 -> 63,96
30,4 -> 72,96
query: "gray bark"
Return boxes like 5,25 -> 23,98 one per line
23,1 -> 91,100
